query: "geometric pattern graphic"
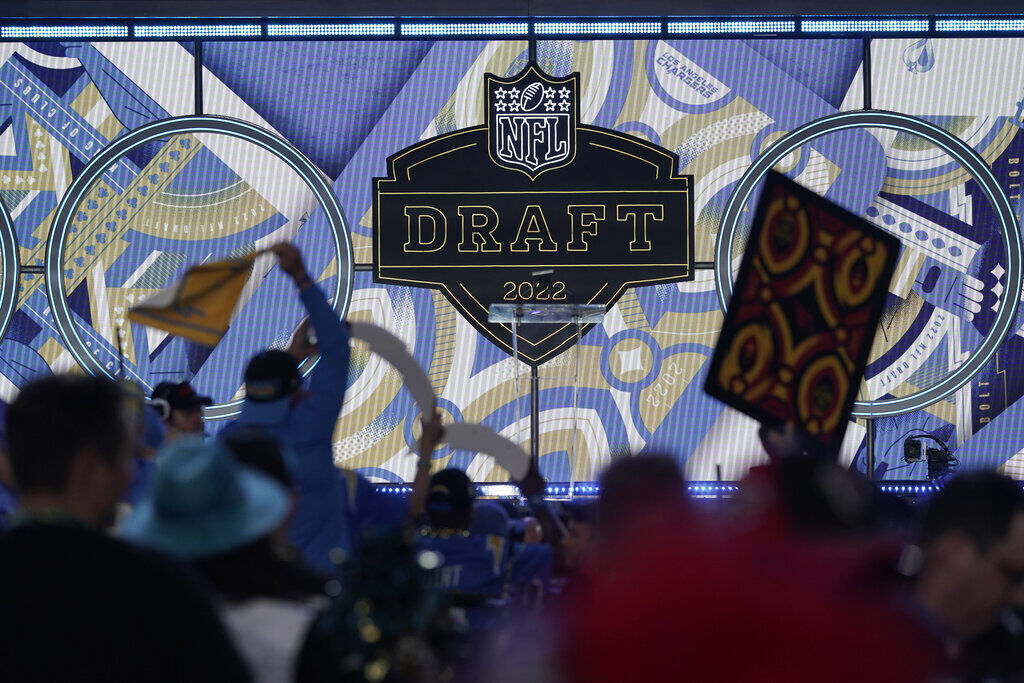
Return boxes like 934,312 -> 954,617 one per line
44,115 -> 352,418
1,37 -> 1023,483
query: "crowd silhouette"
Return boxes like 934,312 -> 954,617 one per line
1,244 -> 1022,682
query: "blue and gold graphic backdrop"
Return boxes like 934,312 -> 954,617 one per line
1,37 -> 1021,483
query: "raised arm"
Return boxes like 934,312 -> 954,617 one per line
271,243 -> 351,435
271,243 -> 354,572
407,409 -> 443,523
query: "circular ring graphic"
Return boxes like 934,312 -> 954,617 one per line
45,115 -> 354,420
715,110 -> 1022,418
0,201 -> 19,345
600,329 -> 662,392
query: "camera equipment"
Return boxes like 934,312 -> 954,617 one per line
903,438 -> 922,462
902,432 -> 958,480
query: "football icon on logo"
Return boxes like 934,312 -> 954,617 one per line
520,82 -> 545,112
488,64 -> 577,177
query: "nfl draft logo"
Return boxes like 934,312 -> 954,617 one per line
374,61 -> 693,366
486,65 -> 578,179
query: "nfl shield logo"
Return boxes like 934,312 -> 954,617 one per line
486,64 -> 578,179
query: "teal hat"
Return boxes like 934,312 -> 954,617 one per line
120,437 -> 289,559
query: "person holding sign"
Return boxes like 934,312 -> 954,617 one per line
223,243 -> 355,575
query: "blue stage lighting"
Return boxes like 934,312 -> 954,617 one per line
267,23 -> 395,37
667,19 -> 796,34
400,22 -> 529,37
935,18 -> 1024,32
2,25 -> 129,39
534,21 -> 662,35
801,18 -> 929,32
134,24 -> 262,38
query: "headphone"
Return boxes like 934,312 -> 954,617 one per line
148,398 -> 171,421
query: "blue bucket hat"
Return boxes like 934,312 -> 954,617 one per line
120,437 -> 289,559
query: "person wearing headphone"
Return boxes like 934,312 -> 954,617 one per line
150,381 -> 212,443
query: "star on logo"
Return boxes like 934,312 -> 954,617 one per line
508,87 -> 520,99
507,101 -> 521,112
495,101 -> 508,112
558,87 -> 571,99
544,101 -> 557,111
543,86 -> 557,100
495,88 -> 507,100
558,100 -> 571,112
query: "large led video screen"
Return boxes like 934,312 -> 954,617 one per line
0,36 -> 1019,484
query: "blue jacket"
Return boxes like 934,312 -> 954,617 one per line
231,284 -> 353,574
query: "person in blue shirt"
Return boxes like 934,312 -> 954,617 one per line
225,242 -> 354,575
418,469 -> 508,600
415,468 -> 553,631
472,501 -> 553,600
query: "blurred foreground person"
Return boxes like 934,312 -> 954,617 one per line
558,449 -> 943,683
0,400 -> 16,530
596,454 -> 687,543
564,506 -> 943,682
0,375 -> 248,682
913,471 -> 1024,674
152,380 -> 212,442
299,529 -> 457,683
123,437 -> 327,682
744,422 -> 911,536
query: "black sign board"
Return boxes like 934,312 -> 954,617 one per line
374,63 -> 694,366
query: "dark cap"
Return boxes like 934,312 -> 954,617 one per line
244,350 -> 301,403
428,468 -> 475,514
152,381 -> 213,412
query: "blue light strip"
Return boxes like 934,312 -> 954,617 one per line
877,483 -> 940,495
400,22 -> 529,37
534,21 -> 662,35
936,18 -> 1024,32
667,19 -> 796,34
134,24 -> 262,38
267,23 -> 395,37
379,485 -> 414,496
1,25 -> 129,39
376,480 -> 950,498
801,18 -> 929,32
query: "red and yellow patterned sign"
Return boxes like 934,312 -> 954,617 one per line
706,171 -> 900,450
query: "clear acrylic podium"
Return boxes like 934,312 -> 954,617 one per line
488,303 -> 605,497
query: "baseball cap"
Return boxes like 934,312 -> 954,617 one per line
244,350 -> 301,403
152,381 -> 213,412
428,468 -> 475,514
